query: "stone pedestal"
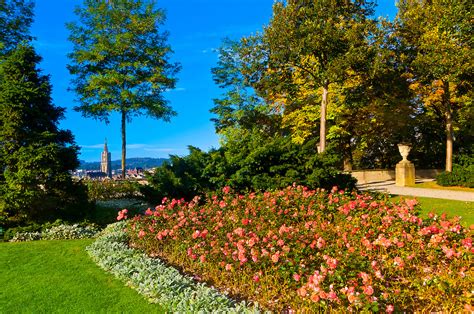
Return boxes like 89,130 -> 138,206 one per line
396,160 -> 415,186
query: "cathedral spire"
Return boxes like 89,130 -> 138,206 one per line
101,138 -> 112,178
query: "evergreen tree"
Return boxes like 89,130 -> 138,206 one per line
67,0 -> 181,178
0,0 -> 34,55
0,44 -> 88,224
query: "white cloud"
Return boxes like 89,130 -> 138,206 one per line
80,144 -> 105,149
127,144 -> 147,149
202,48 -> 218,54
165,87 -> 186,93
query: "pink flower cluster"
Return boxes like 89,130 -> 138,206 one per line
121,185 -> 473,312
116,209 -> 128,221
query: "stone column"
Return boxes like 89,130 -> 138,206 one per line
395,143 -> 415,186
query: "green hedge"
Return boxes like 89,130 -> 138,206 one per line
437,154 -> 474,188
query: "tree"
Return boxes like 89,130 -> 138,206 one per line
211,38 -> 281,140
0,44 -> 89,224
67,0 -> 180,178
263,0 -> 376,153
396,0 -> 473,172
0,0 -> 34,56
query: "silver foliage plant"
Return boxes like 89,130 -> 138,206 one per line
86,222 -> 262,313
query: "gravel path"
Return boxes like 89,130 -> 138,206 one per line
358,180 -> 474,202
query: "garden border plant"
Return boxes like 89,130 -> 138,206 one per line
8,222 -> 100,242
86,221 -> 259,313
122,185 -> 473,312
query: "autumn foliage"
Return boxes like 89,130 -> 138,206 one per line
121,186 -> 472,312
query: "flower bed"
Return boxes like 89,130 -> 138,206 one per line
86,222 -> 258,313
123,185 -> 473,312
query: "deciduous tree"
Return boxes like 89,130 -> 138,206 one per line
263,0 -> 376,153
67,0 -> 180,178
396,0 -> 473,171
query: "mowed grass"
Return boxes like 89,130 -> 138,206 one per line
413,180 -> 474,192
391,195 -> 474,226
0,239 -> 164,313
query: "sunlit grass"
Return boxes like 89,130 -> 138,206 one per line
0,239 -> 164,313
390,195 -> 474,226
413,181 -> 474,192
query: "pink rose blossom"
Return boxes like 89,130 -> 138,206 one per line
363,285 -> 374,296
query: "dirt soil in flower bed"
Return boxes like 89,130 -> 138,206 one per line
120,185 -> 473,312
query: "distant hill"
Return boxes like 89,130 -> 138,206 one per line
79,157 -> 168,171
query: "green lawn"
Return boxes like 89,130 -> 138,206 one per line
0,239 -> 164,313
413,181 -> 474,192
390,195 -> 474,226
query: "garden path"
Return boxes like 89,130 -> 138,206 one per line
358,180 -> 474,202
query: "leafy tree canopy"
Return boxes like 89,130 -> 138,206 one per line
67,0 -> 181,177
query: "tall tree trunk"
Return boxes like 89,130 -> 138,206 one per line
343,141 -> 353,171
319,82 -> 329,153
121,110 -> 126,179
444,82 -> 453,172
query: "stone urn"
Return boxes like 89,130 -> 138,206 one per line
397,143 -> 412,161
396,143 -> 415,186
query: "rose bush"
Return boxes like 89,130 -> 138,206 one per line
121,185 -> 473,312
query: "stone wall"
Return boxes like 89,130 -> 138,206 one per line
350,169 -> 443,184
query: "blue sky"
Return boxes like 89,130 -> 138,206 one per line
31,0 -> 397,162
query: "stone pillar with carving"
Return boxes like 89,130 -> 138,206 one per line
395,143 -> 415,186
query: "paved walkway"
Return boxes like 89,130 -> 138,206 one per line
357,180 -> 474,202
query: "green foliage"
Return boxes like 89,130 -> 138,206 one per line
0,44 -> 90,225
67,0 -> 180,176
396,0 -> 473,171
142,135 -> 356,204
0,0 -> 34,55
141,146 -> 215,204
90,198 -> 149,227
210,37 -> 278,135
3,223 -> 41,241
436,154 -> 474,188
263,0 -> 377,152
85,179 -> 142,201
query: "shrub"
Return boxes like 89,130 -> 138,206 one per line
87,222 -> 258,313
437,170 -> 474,188
89,199 -> 149,227
10,231 -> 42,242
142,140 -> 357,204
437,154 -> 474,188
124,185 -> 473,312
85,179 -> 142,201
42,224 -> 99,240
4,224 -> 42,241
7,222 -> 100,242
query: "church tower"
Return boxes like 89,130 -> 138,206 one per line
100,139 -> 112,178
